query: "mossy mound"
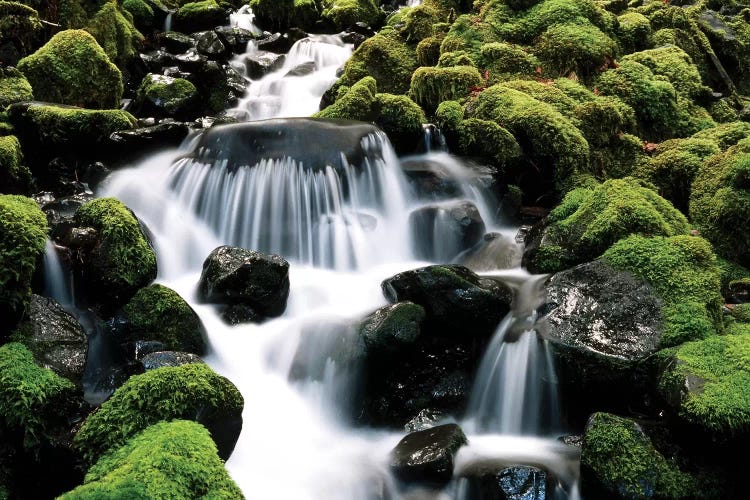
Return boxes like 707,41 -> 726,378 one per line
61,420 -> 243,499
616,11 -> 652,53
315,76 -> 377,122
527,178 -> 690,272
73,198 -> 157,309
590,132 -> 650,180
478,42 -> 539,83
323,0 -> 382,31
0,135 -> 32,194
690,138 -> 750,267
409,65 -> 483,111
123,284 -> 207,355
580,412 -> 696,498
122,0 -> 155,32
17,29 -> 123,109
0,195 -> 47,332
134,73 -> 199,120
85,1 -> 144,68
173,0 -> 228,33
658,322 -> 750,438
74,363 -> 243,465
456,118 -> 521,168
249,0 -> 320,32
621,45 -> 711,101
0,342 -> 76,448
0,2 -> 43,53
533,22 -> 617,78
0,67 -> 33,108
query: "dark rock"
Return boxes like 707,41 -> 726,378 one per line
359,301 -> 424,354
214,26 -> 257,53
173,2 -> 228,34
140,351 -> 204,371
14,295 -> 87,384
244,51 -> 286,79
461,466 -> 551,500
133,340 -> 167,360
405,409 -> 443,432
135,74 -> 200,121
341,31 -> 366,47
64,227 -> 98,248
162,67 -> 193,80
409,201 -> 486,262
256,31 -> 305,54
285,60 -> 317,77
390,423 -> 468,486
109,122 -> 191,153
221,303 -> 262,324
162,31 -> 195,54
140,50 -> 177,73
198,245 -> 290,317
457,232 -> 522,272
175,50 -> 208,72
381,265 -> 512,338
224,65 -> 247,96
195,30 -> 228,59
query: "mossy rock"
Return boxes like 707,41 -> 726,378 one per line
74,363 -> 243,465
0,135 -> 32,194
589,132 -> 649,180
323,0 -> 382,31
402,4 -> 441,43
17,29 -> 123,109
416,36 -> 443,67
0,342 -> 76,449
691,121 -> 750,150
0,67 -> 33,108
85,1 -> 144,68
122,0 -> 156,32
314,76 -> 377,122
0,2 -> 43,56
580,412 -> 696,499
249,0 -> 320,32
134,73 -> 199,120
622,45 -> 711,100
173,0 -> 228,33
456,118 -> 521,168
658,322 -> 750,439
436,50 -> 475,68
373,93 -> 427,152
338,29 -> 418,95
573,95 -> 636,147
434,99 -> 463,134
533,22 -> 617,78
61,420 -> 243,499
409,65 -> 482,111
478,42 -> 539,83
73,198 -> 157,310
123,284 -> 207,355
0,194 -> 46,332
616,11 -> 652,52
690,138 -> 750,267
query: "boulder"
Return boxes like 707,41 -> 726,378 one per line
173,0 -> 229,34
162,31 -> 195,54
195,30 -> 228,59
109,122 -> 191,154
140,351 -> 204,371
214,26 -> 257,54
460,466 -> 552,500
244,51 -> 286,79
359,301 -> 425,354
134,74 -> 200,120
390,423 -> 468,486
409,202 -> 485,262
457,232 -> 522,272
198,245 -> 290,318
285,61 -> 316,77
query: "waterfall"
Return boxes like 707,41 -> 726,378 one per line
43,239 -> 74,308
230,5 -> 263,34
163,12 -> 173,33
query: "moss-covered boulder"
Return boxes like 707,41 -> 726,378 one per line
249,0 -> 320,32
323,0 -> 381,31
0,135 -> 32,194
122,0 -> 156,32
0,2 -> 43,62
61,420 -> 243,499
85,1 -> 144,68
409,65 -> 482,112
690,138 -> 750,267
616,11 -> 652,53
17,30 -> 123,109
134,73 -> 199,120
75,362 -> 243,465
359,301 -> 425,354
0,67 -> 33,108
478,42 -> 539,83
123,284 -> 207,355
533,22 -> 617,78
622,45 -> 711,101
315,76 -> 377,122
0,195 -> 46,333
524,178 -> 691,272
72,198 -> 157,310
580,412 -> 696,499
173,0 -> 228,34
456,118 -> 521,168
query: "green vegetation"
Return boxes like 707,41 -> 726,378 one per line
323,0 -> 382,31
314,76 -> 377,121
616,12 -> 652,53
373,93 -> 427,146
409,65 -> 483,111
533,22 -> 617,78
75,363 -> 243,465
456,118 -> 520,167
622,46 -> 711,100
0,2 -> 42,51
122,0 -> 155,32
124,284 -> 207,355
0,195 -> 47,330
479,42 -> 539,83
250,0 -> 320,31
434,100 -> 463,133
61,420 -> 243,499
74,198 -> 157,307
0,343 -> 75,448
0,135 -> 32,194
135,74 -> 199,119
17,29 -> 123,109
0,67 -> 33,109
85,1 -> 144,68
581,412 -> 695,498
173,0 -> 228,33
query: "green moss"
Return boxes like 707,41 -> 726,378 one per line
437,50 -> 475,68
616,11 -> 652,52
409,65 -> 483,111
622,45 -> 710,100
581,412 -> 695,498
434,100 -> 463,133
135,74 -> 198,119
339,29 -> 418,95
122,0 -> 155,32
0,195 -> 46,329
691,121 -> 750,150
314,76 -> 377,121
717,258 -> 749,297
440,14 -> 498,62
533,22 -> 617,78
323,0 -> 381,31
0,343 -> 75,449
173,0 -> 228,33
707,99 -> 737,123
74,363 -> 243,465
85,1 -> 144,68
402,4 -> 441,42
0,2 -> 42,47
690,138 -> 750,267
496,79 -> 582,115
250,0 -> 321,31
0,135 -> 32,194
729,276 -> 750,298
416,36 -> 443,66
478,42 -> 539,83
590,133 -> 649,180
0,67 -> 33,108
124,284 -> 207,355
573,96 -> 636,147
74,198 -> 157,307
61,420 -> 243,499
373,93 -> 427,145
731,303 -> 750,323
17,30 -> 123,109
457,118 -> 521,167
660,301 -> 715,348
57,0 -> 89,29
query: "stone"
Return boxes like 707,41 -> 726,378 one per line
140,351 -> 204,371
244,51 -> 286,79
457,232 -> 522,272
409,201 -> 486,262
390,423 -> 468,486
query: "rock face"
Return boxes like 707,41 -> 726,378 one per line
198,245 -> 290,319
390,423 -> 468,486
245,51 -> 286,79
14,295 -> 88,385
409,201 -> 486,262
359,301 -> 425,354
460,466 -> 551,500
140,351 -> 204,371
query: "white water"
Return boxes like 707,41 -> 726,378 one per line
229,5 -> 263,35
43,239 -> 74,308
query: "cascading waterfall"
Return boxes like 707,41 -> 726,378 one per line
43,239 -> 74,308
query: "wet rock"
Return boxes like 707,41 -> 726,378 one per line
285,60 -> 317,77
198,245 -> 290,318
410,201 -> 486,262
195,30 -> 228,59
390,423 -> 468,486
109,122 -> 191,153
244,51 -> 286,79
13,295 -> 87,384
457,232 -> 522,272
221,303 -> 262,324
64,227 -> 98,248
174,49 -> 208,72
140,50 -> 177,73
461,466 -> 551,500
162,31 -> 195,53
214,26 -> 256,53
173,2 -> 228,34
381,265 -> 512,338
140,351 -> 204,371
405,409 -> 444,432
134,74 -> 200,121
359,302 -> 425,354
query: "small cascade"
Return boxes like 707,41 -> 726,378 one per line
229,5 -> 263,34
464,272 -> 560,436
229,35 -> 352,120
421,123 -> 448,153
43,239 -> 74,308
163,11 -> 173,33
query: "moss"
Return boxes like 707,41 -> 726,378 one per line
314,76 -> 377,121
497,79 -> 582,115
0,343 -> 76,449
173,0 -> 228,33
622,45 -> 710,100
533,22 -> 617,78
590,133 -> 649,179
581,412 -> 695,498
75,363 -> 243,465
61,420 -> 243,499
660,301 -> 715,348
731,303 -> 750,323
57,0 -> 89,29
124,284 -> 207,355
0,67 -> 33,108
250,0 -> 321,31
0,195 -> 46,330
0,135 -> 32,194
729,276 -> 750,298
416,36 -> 443,66
573,96 -> 636,147
403,4 -> 441,42
122,0 -> 155,32
74,198 -> 157,307
339,29 -> 418,95
437,50 -> 475,68
690,138 -> 750,267
0,2 -> 42,49
717,258 -> 749,298
616,11 -> 652,52
691,121 -> 750,150
17,30 -> 123,109
85,1 -> 143,68
456,118 -> 521,167
135,74 -> 198,119
478,42 -> 539,83
373,93 -> 427,147
434,100 -> 463,133
440,14 -> 498,62
409,65 -> 483,111
707,99 -> 737,124
322,0 -> 381,31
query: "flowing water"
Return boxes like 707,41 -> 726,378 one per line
45,11 -> 582,499
43,239 -> 74,308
